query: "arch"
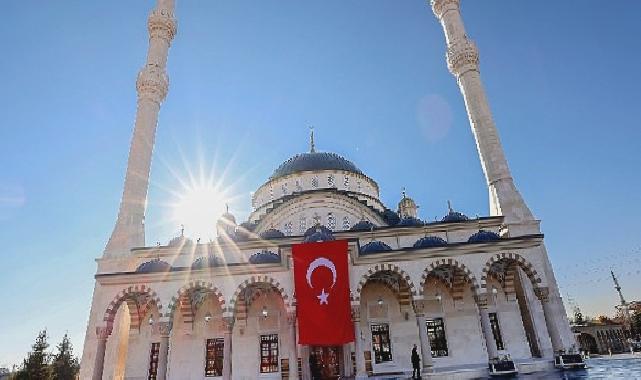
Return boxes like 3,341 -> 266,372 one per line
229,275 -> 290,317
480,253 -> 544,293
165,281 -> 226,324
354,263 -> 417,306
102,284 -> 162,332
420,258 -> 480,301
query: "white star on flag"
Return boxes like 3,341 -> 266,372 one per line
317,288 -> 329,305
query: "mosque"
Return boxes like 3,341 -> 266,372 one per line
79,0 -> 577,379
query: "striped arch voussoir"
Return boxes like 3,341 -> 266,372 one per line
229,275 -> 290,315
102,285 -> 162,331
480,253 -> 543,292
354,263 -> 417,303
420,258 -> 480,300
165,281 -> 226,323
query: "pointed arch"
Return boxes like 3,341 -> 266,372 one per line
229,275 -> 290,320
421,258 -> 480,301
354,263 -> 417,307
165,280 -> 226,324
480,253 -> 544,294
102,284 -> 162,331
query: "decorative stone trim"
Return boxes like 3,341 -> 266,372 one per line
102,284 -> 162,331
165,281 -> 226,323
353,263 -> 417,304
229,275 -> 290,316
420,258 -> 480,300
480,253 -> 543,292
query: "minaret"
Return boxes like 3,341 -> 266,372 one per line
611,270 -> 627,307
104,0 -> 177,256
430,0 -> 534,225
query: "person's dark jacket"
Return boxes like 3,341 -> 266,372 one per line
411,347 -> 420,367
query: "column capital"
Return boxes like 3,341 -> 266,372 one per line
222,316 -> 235,333
287,309 -> 297,325
474,294 -> 489,309
447,38 -> 480,77
137,65 -> 169,104
153,321 -> 171,337
148,8 -> 177,43
430,0 -> 460,20
351,305 -> 361,322
96,326 -> 112,340
413,299 -> 426,316
534,287 -> 550,302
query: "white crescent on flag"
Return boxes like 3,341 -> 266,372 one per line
305,257 -> 337,289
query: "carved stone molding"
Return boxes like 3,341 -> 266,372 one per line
412,300 -> 426,317
136,65 -> 169,104
534,287 -> 550,302
286,309 -> 297,325
474,294 -> 489,309
351,305 -> 361,322
154,321 -> 171,337
96,326 -> 112,340
447,38 -> 480,77
222,316 -> 235,333
148,8 -> 177,43
430,0 -> 460,20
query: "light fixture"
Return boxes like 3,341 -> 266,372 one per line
262,305 -> 268,318
148,314 -> 154,326
377,297 -> 384,306
492,287 -> 498,295
436,293 -> 442,303
204,312 -> 212,323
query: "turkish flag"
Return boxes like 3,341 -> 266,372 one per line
293,240 -> 354,345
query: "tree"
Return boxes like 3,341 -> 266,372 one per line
51,333 -> 79,380
14,330 -> 51,380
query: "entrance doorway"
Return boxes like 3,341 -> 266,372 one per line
310,346 -> 342,380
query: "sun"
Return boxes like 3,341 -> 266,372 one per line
172,184 -> 226,241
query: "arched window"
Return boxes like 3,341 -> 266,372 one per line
342,216 -> 350,230
327,213 -> 336,230
299,216 -> 307,234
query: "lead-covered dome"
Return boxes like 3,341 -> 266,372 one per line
270,152 -> 363,180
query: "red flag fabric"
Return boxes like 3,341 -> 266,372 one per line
293,240 -> 354,345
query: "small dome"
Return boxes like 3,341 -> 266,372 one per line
397,216 -> 424,227
468,230 -> 501,243
271,152 -> 363,180
350,220 -> 376,232
136,259 -> 171,273
360,241 -> 392,255
441,210 -> 469,223
249,250 -> 281,264
260,229 -> 286,239
168,233 -> 194,247
191,255 -> 225,270
413,236 -> 447,249
303,225 -> 335,243
382,209 -> 400,226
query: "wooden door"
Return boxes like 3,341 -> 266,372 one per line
310,346 -> 341,379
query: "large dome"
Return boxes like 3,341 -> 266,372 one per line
270,151 -> 363,180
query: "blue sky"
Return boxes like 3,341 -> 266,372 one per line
1,0 -> 640,367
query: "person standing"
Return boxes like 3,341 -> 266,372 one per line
411,344 -> 421,379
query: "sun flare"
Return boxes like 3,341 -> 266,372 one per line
172,184 -> 226,241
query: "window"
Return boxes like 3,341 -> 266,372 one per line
313,213 -> 321,225
281,183 -> 288,196
328,174 -> 335,187
343,175 -> 349,188
489,312 -> 505,350
299,217 -> 306,234
311,177 -> 319,188
370,323 -> 392,363
205,338 -> 224,377
284,222 -> 292,236
357,181 -> 362,192
342,216 -> 350,230
260,334 -> 279,373
327,213 -> 336,230
426,318 -> 448,357
269,187 -> 274,201
295,180 -> 303,192
148,342 -> 160,380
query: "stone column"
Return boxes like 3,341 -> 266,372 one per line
536,288 -> 564,353
92,327 -> 111,380
352,305 -> 367,380
222,317 -> 234,380
287,310 -> 300,380
476,296 -> 498,359
413,300 -> 433,372
156,322 -> 171,380
104,0 -> 177,256
430,0 -> 533,225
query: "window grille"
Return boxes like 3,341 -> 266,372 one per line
342,216 -> 350,230
370,323 -> 393,363
426,318 -> 449,357
205,338 -> 224,376
260,334 -> 279,373
148,342 -> 160,380
489,312 -> 505,350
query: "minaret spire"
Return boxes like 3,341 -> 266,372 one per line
309,127 -> 316,153
610,270 -> 627,306
430,0 -> 534,225
104,0 -> 177,256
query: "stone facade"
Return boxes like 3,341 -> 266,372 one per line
80,1 -> 576,379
